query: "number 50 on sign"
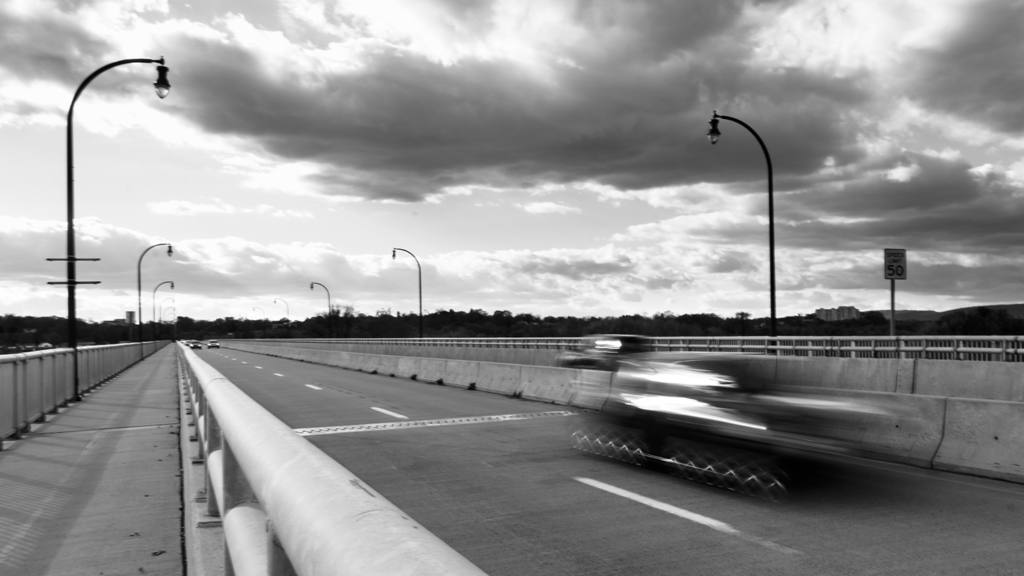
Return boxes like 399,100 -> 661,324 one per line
884,248 -> 907,280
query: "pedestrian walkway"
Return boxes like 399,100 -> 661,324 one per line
0,345 -> 183,576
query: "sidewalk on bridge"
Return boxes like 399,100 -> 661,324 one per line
0,345 -> 184,576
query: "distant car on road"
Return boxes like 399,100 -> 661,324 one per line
189,341 -> 203,349
208,340 -> 220,349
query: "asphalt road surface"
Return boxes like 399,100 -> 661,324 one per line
195,347 -> 1024,576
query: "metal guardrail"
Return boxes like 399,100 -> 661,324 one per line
232,336 -> 1024,362
176,343 -> 487,576
0,342 -> 165,445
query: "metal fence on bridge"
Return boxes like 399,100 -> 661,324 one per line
245,335 -> 1024,362
0,342 -> 165,446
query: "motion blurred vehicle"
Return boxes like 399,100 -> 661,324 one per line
557,334 -> 654,371
563,335 -> 887,501
207,340 -> 220,349
189,340 -> 203,349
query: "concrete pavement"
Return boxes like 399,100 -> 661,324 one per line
0,346 -> 183,576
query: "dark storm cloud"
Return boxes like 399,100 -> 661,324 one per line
906,0 -> 1024,134
0,7 -> 111,82
146,0 -> 881,201
804,259 -> 1024,303
516,255 -> 635,280
776,154 -> 1024,252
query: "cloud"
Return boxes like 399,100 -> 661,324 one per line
519,201 -> 580,214
149,199 -> 236,215
148,200 -> 314,218
903,0 -> 1024,135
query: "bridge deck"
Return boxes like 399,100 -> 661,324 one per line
0,346 -> 183,576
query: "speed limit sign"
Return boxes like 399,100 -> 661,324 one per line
884,249 -> 907,280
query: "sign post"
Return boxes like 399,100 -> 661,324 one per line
883,249 -> 907,337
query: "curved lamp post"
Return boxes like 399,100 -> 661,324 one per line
274,298 -> 289,319
310,282 -> 332,338
392,247 -> 423,338
46,57 -> 170,401
138,244 -> 173,346
160,297 -> 174,338
253,306 -> 266,320
164,308 -> 177,340
707,111 -> 777,337
152,281 -> 174,340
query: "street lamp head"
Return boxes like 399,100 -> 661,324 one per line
707,116 -> 721,145
170,281 -> 175,290
309,283 -> 314,290
392,248 -> 396,259
167,244 -> 174,257
154,64 -> 171,99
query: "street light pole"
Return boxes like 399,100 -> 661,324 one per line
164,308 -> 176,340
274,298 -> 289,319
310,282 -> 332,338
160,297 -> 174,338
707,111 -> 777,338
47,57 -> 170,402
392,247 -> 423,338
152,281 -> 174,340
138,244 -> 173,348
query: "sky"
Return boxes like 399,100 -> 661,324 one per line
1,0 -> 1023,324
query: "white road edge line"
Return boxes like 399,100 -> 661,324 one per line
371,407 -> 409,420
305,384 -> 322,390
274,373 -> 284,377
574,477 -> 800,555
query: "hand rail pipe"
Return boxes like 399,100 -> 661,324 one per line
177,344 -> 487,575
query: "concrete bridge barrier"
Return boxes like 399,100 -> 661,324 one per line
418,359 -> 446,383
443,360 -> 479,388
933,398 -> 1024,482
396,357 -> 420,379
476,362 -> 522,395
519,366 -> 577,405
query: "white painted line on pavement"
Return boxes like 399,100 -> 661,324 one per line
274,373 -> 284,377
574,477 -> 800,555
371,407 -> 409,420
305,384 -> 323,390
295,411 -> 578,436
255,366 -> 263,369
241,362 -> 247,364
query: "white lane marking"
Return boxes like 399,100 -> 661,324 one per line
305,384 -> 323,390
371,407 -> 408,420
255,366 -> 263,369
274,373 -> 284,377
241,362 -> 247,364
574,477 -> 800,555
295,411 -> 578,436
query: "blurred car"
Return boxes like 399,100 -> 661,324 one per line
557,334 -> 655,371
207,340 -> 220,349
189,340 -> 203,349
565,337 -> 888,501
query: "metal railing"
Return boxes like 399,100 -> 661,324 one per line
230,336 -> 1024,362
0,342 -> 165,445
177,343 -> 487,576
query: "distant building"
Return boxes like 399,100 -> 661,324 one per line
815,306 -> 861,321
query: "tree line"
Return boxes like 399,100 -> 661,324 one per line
3,306 -> 1023,353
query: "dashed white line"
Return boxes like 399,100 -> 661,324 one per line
305,384 -> 322,390
371,407 -> 408,420
274,373 -> 284,377
241,362 -> 247,364
574,478 -> 800,555
255,366 -> 263,369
